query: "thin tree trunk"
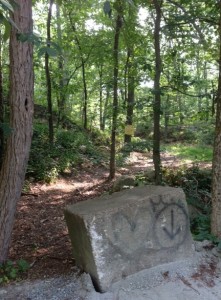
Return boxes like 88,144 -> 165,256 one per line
99,66 -> 103,130
211,0 -> 221,237
124,48 -> 135,144
0,0 -> 34,262
164,94 -> 170,141
45,0 -> 54,145
101,85 -> 110,131
82,62 -> 88,129
109,12 -> 122,179
152,0 -> 163,184
203,62 -> 209,121
56,2 -> 66,127
69,17 -> 88,130
124,3 -> 137,144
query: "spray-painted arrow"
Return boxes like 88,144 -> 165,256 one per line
163,209 -> 181,240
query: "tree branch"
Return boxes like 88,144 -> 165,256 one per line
166,0 -> 205,44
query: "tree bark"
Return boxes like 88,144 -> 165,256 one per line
124,3 -> 137,144
124,48 -> 135,144
109,11 -> 122,179
0,29 -> 4,168
0,0 -> 34,262
69,17 -> 88,130
152,0 -> 163,184
211,0 -> 221,237
45,0 -> 54,145
99,66 -> 104,130
101,84 -> 110,131
56,2 -> 66,127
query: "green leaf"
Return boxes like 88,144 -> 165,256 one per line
3,18 -> 10,41
49,41 -> 61,53
0,0 -> 14,12
38,46 -> 58,58
46,47 -> 58,57
17,259 -> 29,272
38,46 -> 47,57
126,0 -> 134,6
9,269 -> 17,279
103,1 -> 112,17
6,15 -> 20,32
17,32 -> 41,46
55,0 -> 62,5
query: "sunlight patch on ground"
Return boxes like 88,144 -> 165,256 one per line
38,178 -> 100,193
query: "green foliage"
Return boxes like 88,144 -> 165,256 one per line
163,126 -> 198,143
197,124 -> 215,146
191,214 -> 218,243
163,143 -> 212,163
0,0 -> 14,12
0,259 -> 29,284
121,138 -> 152,153
162,165 -> 212,196
162,164 -> 215,242
38,45 -> 60,58
27,123 -> 103,183
0,0 -> 20,36
17,33 -> 41,46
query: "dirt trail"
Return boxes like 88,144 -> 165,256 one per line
8,151 -> 210,281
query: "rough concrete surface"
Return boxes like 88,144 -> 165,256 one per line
65,186 -> 193,292
1,242 -> 221,300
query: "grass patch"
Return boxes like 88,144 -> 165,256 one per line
163,143 -> 212,163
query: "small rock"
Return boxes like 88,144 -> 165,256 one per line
79,145 -> 87,153
194,240 -> 214,252
112,175 -> 136,192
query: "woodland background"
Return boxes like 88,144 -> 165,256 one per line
0,0 -> 221,282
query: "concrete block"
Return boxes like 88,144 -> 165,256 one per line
64,185 -> 193,292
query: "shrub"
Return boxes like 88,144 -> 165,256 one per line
162,165 -> 214,242
27,124 -> 102,183
121,138 -> 152,153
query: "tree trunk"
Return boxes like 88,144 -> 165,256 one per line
0,29 -> 4,168
211,0 -> 221,237
164,94 -> 170,141
124,3 -> 137,144
0,0 -> 34,262
68,17 -> 88,130
124,48 -> 135,144
45,0 -> 54,145
101,85 -> 110,131
56,2 -> 66,127
109,12 -> 122,179
82,61 -> 88,130
152,0 -> 163,185
99,66 -> 104,131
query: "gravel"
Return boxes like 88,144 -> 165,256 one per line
1,242 -> 221,300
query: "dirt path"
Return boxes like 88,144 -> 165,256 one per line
8,151 -> 211,282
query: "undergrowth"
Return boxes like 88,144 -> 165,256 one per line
116,137 -> 152,167
162,165 -> 218,243
0,259 -> 29,284
163,143 -> 212,162
27,123 -> 103,183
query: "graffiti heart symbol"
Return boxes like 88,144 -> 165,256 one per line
106,208 -> 152,256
